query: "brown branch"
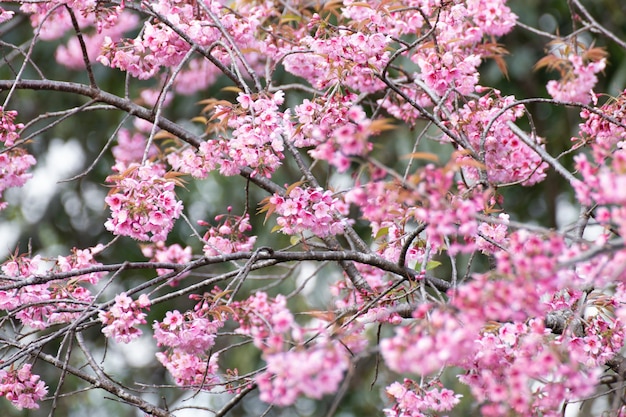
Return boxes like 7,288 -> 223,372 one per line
0,249 -> 451,293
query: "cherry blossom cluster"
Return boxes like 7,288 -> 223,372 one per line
451,230 -> 570,323
381,306 -> 481,376
153,297 -> 224,388
0,6 -> 14,24
1,247 -> 103,329
156,350 -> 220,388
574,91 -> 626,163
169,92 -> 287,178
99,293 -> 150,343
200,211 -> 256,256
372,0 -> 516,117
97,0 -> 276,87
282,30 -> 390,92
0,147 -> 36,212
384,379 -> 462,417
571,91 -> 626,243
1,255 -> 46,327
0,107 -> 23,147
111,128 -> 159,172
382,296 -> 611,416
141,241 -> 192,286
409,164 -> 486,253
98,10 -> 194,80
268,185 -> 349,238
0,107 -> 36,211
546,54 -> 606,104
459,319 -> 598,416
0,364 -> 48,410
104,162 -> 183,242
450,90 -> 548,186
53,245 -> 107,285
232,292 -> 361,406
232,291 -> 294,353
153,308 -> 223,355
255,340 -> 350,406
293,93 -> 375,172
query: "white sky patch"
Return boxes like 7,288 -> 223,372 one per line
555,194 -> 604,242
19,138 -> 85,223
0,221 -> 20,257
0,139 -> 85,259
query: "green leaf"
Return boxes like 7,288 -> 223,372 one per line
425,260 -> 441,271
375,226 -> 390,239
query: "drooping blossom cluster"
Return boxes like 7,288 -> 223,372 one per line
231,291 -> 361,405
141,241 -> 192,286
267,185 -> 349,238
282,30 -> 390,92
381,306 -> 481,376
255,340 -> 351,406
0,364 -> 48,410
104,162 -> 183,242
452,230 -> 570,323
476,213 -> 509,254
1,247 -> 104,328
232,291 -> 294,353
384,379 -> 462,417
459,319 -> 599,417
111,128 -> 159,172
153,296 -> 224,388
546,54 -> 606,104
200,211 -> 256,256
292,94 -> 376,172
99,293 -> 150,343
449,90 -> 549,186
157,351 -> 220,388
168,92 -> 287,178
0,107 -> 36,211
408,164 -> 486,253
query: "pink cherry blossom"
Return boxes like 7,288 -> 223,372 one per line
99,292 -> 151,343
268,186 -> 349,238
104,162 -> 183,242
0,364 -> 48,409
201,212 -> 256,256
256,341 -> 350,406
546,54 -> 606,104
